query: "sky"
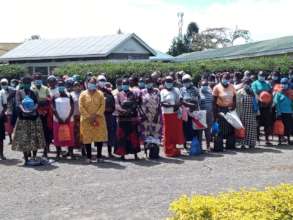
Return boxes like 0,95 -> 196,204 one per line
0,0 -> 292,52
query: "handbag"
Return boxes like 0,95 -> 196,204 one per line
58,124 -> 71,141
273,120 -> 285,136
191,110 -> 207,130
235,127 -> 246,139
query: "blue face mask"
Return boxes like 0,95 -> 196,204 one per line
183,82 -> 192,88
201,85 -> 209,92
138,82 -> 145,89
258,76 -> 265,82
272,76 -> 279,81
58,86 -> 66,93
222,79 -> 229,86
122,84 -> 129,91
146,83 -> 153,89
35,80 -> 42,86
282,84 -> 289,90
165,82 -> 173,89
88,83 -> 97,91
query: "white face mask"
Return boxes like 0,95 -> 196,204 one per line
98,81 -> 106,88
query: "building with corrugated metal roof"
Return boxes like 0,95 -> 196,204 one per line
0,33 -> 156,74
175,36 -> 293,62
150,50 -> 174,62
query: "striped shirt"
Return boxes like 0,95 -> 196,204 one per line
200,87 -> 213,112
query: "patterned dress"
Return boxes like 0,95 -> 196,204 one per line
12,89 -> 46,152
140,88 -> 161,140
236,88 -> 258,147
115,90 -> 141,156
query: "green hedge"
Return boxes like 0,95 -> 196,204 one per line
54,56 -> 293,81
1,56 -> 292,81
0,64 -> 28,79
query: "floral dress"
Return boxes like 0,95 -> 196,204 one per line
140,88 -> 161,140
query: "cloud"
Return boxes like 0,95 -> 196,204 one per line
0,0 -> 292,52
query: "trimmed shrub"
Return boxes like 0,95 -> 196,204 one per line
168,184 -> 293,220
0,64 -> 28,79
55,56 -> 293,81
1,56 -> 292,81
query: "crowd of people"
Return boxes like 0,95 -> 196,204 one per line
0,69 -> 292,165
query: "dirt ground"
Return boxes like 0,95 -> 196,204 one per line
1,139 -> 293,220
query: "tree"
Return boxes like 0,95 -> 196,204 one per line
191,27 -> 251,51
186,22 -> 199,39
167,37 -> 190,56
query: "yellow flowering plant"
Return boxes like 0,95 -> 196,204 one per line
168,184 -> 293,220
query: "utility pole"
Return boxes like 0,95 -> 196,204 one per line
177,12 -> 184,40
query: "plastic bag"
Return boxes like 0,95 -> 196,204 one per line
189,137 -> 202,156
191,110 -> 207,130
273,120 -> 285,136
219,111 -> 244,129
58,124 -> 71,141
235,127 -> 246,139
211,122 -> 220,136
22,96 -> 34,111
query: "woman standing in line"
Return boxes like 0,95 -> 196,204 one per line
97,75 -> 116,157
251,71 -> 273,145
199,79 -> 214,151
212,73 -> 237,151
79,77 -> 108,163
70,81 -> 84,155
236,78 -> 258,148
273,78 -> 293,145
12,76 -> 46,165
52,80 -> 75,158
160,76 -> 185,157
115,78 -> 141,160
140,77 -> 161,141
180,74 -> 201,147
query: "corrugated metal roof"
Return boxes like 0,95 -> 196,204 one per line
0,43 -> 21,56
175,36 -> 293,62
150,50 -> 174,61
0,33 -> 156,61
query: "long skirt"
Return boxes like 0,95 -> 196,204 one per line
237,95 -> 258,147
239,112 -> 257,147
53,121 -> 74,147
4,114 -> 14,135
0,116 -> 5,141
115,118 -> 140,156
12,117 -> 46,152
163,113 -> 185,157
105,113 -> 117,147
